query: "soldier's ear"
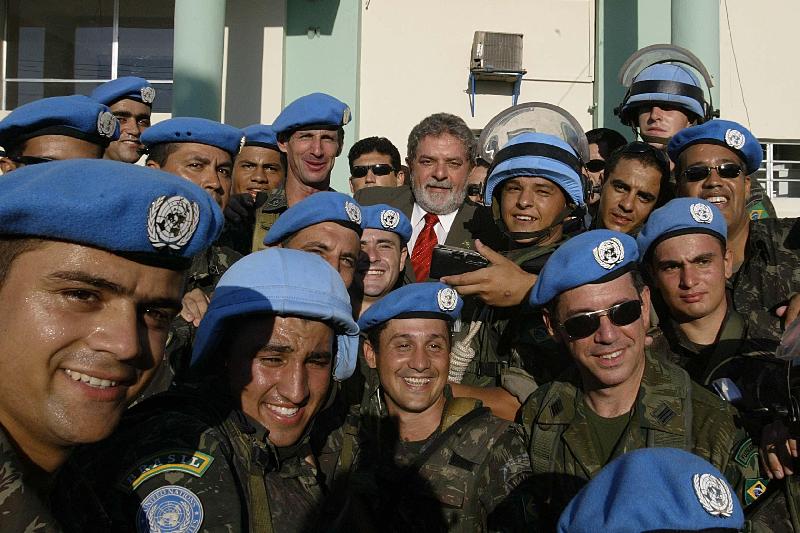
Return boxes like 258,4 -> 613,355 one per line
399,246 -> 408,271
0,157 -> 17,174
145,159 -> 161,170
363,339 -> 378,369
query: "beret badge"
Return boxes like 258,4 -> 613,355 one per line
147,195 -> 200,251
592,237 -> 625,270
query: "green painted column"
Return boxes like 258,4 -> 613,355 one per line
172,0 -> 226,120
671,0 -> 719,108
284,0 -> 361,192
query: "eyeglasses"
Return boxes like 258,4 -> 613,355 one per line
622,141 -> 671,170
351,163 -> 394,179
681,163 -> 743,182
559,299 -> 642,339
585,159 -> 605,173
7,155 -> 56,166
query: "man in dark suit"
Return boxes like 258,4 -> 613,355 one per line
355,112 -> 500,284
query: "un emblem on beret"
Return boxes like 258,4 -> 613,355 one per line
238,135 -> 246,154
592,237 -> 625,270
380,209 -> 400,229
140,86 -> 156,104
437,288 -> 459,312
344,201 -> 362,224
96,111 -> 117,138
342,106 -> 352,125
693,473 -> 734,518
147,195 -> 200,251
136,485 -> 203,533
690,203 -> 713,223
724,128 -> 746,150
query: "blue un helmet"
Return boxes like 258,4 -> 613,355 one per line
484,132 -> 586,243
615,44 -> 718,136
191,248 -> 359,381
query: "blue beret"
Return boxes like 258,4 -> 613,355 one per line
622,63 -> 705,119
637,198 -> 727,260
557,448 -> 744,533
530,229 -> 639,306
0,159 -> 223,269
360,204 -> 412,245
191,248 -> 359,380
272,92 -> 351,136
668,119 -> 762,175
264,191 -> 363,245
141,117 -> 244,157
484,132 -> 585,207
358,282 -> 463,332
90,76 -> 155,106
242,124 -> 279,150
0,95 -> 120,150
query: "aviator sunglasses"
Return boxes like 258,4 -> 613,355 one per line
680,163 -> 743,182
559,299 -> 642,339
585,159 -> 606,173
351,163 -> 395,179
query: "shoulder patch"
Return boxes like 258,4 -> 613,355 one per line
120,450 -> 214,491
744,478 -> 769,506
734,438 -> 758,468
137,485 -> 203,533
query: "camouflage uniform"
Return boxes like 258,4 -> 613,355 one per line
649,307 -> 778,387
747,180 -> 778,220
0,426 -> 63,532
732,217 -> 800,344
456,240 -> 572,403
520,350 -> 764,529
56,383 -> 327,533
323,388 -> 536,532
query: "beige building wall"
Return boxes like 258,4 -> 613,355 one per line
357,0 -> 595,158
719,0 -> 800,140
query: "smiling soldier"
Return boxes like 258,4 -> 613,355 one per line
0,159 -> 222,531
59,248 -> 359,532
519,229 -> 764,529
327,282 -> 535,532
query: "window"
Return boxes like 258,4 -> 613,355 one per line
3,0 -> 174,112
753,141 -> 800,199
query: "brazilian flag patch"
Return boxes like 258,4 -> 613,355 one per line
744,478 -> 769,505
734,438 -> 758,468
119,449 -> 214,491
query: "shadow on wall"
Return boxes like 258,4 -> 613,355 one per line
286,0 -> 340,36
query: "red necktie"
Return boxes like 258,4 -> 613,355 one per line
412,213 -> 439,281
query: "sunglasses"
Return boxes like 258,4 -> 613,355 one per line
681,163 -> 743,182
8,155 -> 56,166
585,159 -> 605,173
351,163 -> 394,179
559,299 -> 642,339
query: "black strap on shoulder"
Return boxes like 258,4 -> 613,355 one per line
487,142 -> 583,177
629,79 -> 706,106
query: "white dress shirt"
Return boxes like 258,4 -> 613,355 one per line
408,203 -> 458,254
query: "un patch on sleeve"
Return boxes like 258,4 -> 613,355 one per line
137,485 -> 203,533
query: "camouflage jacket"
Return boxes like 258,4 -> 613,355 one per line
455,240 -> 571,403
0,426 -> 63,532
54,385 -> 326,533
322,390 -> 536,532
732,217 -> 800,343
746,180 -> 778,220
520,350 -> 764,529
649,307 -> 778,387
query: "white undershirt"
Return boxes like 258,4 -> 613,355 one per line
408,203 -> 458,254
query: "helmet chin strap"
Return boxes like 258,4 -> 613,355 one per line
639,132 -> 672,146
499,204 -> 580,243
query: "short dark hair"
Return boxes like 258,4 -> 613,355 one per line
145,142 -> 181,167
348,136 -> 402,171
605,144 -> 674,207
586,128 -> 627,160
407,113 -> 476,164
0,237 -> 48,288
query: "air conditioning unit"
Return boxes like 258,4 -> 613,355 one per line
470,31 -> 524,73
